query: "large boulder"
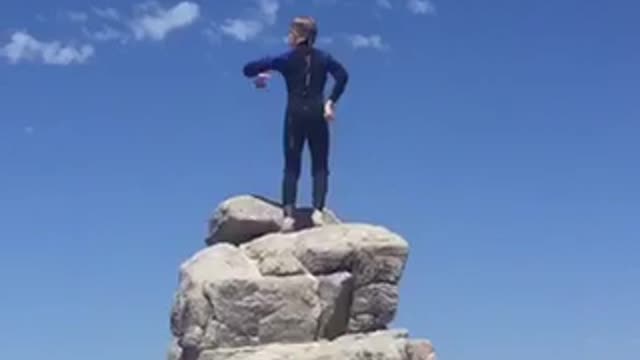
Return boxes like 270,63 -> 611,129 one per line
170,244 -> 262,358
168,195 -> 429,360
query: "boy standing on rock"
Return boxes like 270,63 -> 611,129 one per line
242,16 -> 349,231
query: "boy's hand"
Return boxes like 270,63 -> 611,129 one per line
324,100 -> 336,121
254,72 -> 271,89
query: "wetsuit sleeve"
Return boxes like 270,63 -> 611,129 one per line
326,54 -> 349,103
242,52 -> 288,77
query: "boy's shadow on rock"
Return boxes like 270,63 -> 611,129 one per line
249,193 -> 337,231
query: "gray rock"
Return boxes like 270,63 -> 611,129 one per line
178,243 -> 261,291
171,292 -> 212,338
332,328 -> 409,343
316,272 -> 354,340
294,224 -> 408,283
239,223 -> 409,335
205,195 -> 340,246
352,243 -> 409,287
170,243 -> 262,357
349,283 -> 399,332
241,233 -> 307,276
169,195 -> 423,359
255,253 -> 307,276
407,340 -> 438,360
167,338 -> 182,360
294,225 -> 356,274
203,275 -> 322,348
206,195 -> 284,246
197,330 -> 436,360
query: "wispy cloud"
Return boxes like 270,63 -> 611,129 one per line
67,11 -> 89,23
130,1 -> 201,41
219,19 -> 264,42
10,0 -> 402,62
376,0 -> 437,14
258,0 -> 280,25
377,0 -> 393,9
1,31 -> 94,65
203,24 -> 222,44
347,34 -> 388,50
317,36 -> 334,45
93,7 -> 121,21
218,0 -> 280,42
407,0 -> 436,15
83,26 -> 129,43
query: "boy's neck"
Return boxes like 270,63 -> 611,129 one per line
294,43 -> 313,52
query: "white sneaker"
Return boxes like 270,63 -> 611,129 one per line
311,209 -> 326,227
281,216 -> 295,233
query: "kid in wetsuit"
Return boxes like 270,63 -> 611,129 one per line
242,16 -> 349,231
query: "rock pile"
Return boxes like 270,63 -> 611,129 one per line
168,195 -> 436,360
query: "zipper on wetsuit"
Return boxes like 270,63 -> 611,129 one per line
302,53 -> 311,98
300,52 -> 313,112
305,54 -> 311,89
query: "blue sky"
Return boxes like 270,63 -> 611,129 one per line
1,0 -> 639,359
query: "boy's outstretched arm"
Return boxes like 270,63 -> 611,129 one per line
242,53 -> 287,78
326,54 -> 349,103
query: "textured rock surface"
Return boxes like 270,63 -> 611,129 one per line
243,223 -> 410,333
205,195 -> 284,246
197,330 -> 437,360
316,272 -> 354,340
203,275 -> 322,347
168,195 -> 434,360
205,195 -> 340,246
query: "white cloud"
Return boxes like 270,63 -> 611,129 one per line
347,34 -> 388,50
220,19 -> 264,42
203,25 -> 222,43
134,1 -> 163,13
407,0 -> 436,15
317,36 -> 334,45
67,11 -> 89,23
218,0 -> 280,42
258,0 -> 279,25
83,26 -> 129,43
1,31 -> 95,65
93,7 -> 121,21
131,1 -> 201,41
24,126 -> 35,135
377,0 -> 393,9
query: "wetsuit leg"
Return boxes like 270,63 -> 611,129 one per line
307,115 -> 329,210
282,113 -> 305,214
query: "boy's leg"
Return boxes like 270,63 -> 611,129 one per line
282,114 -> 305,217
308,116 -> 330,211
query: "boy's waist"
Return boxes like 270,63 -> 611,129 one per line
287,93 -> 324,103
286,96 -> 324,114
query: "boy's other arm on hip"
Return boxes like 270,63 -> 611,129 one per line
326,54 -> 349,103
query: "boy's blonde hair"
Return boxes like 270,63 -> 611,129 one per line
289,16 -> 318,46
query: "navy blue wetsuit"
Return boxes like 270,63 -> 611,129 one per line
243,45 -> 348,212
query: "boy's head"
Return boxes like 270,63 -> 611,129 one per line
288,16 -> 317,47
